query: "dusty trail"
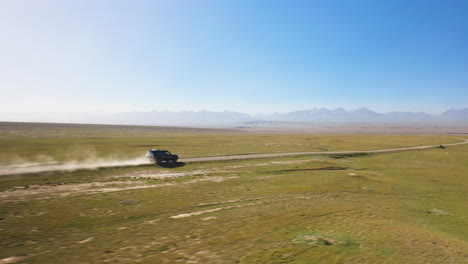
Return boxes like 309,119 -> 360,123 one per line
0,177 -> 236,203
179,139 -> 468,162
0,157 -> 148,176
1,139 -> 467,176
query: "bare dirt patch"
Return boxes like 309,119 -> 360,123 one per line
77,237 -> 94,244
0,256 -> 28,264
0,177 -> 238,202
169,202 -> 262,219
303,235 -> 338,246
116,170 -> 212,180
170,194 -> 318,220
427,209 -> 451,216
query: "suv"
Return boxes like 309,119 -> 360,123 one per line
146,149 -> 179,164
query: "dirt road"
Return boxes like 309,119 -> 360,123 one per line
180,139 -> 468,163
1,139 -> 467,176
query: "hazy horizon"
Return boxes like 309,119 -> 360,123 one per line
2,107 -> 468,126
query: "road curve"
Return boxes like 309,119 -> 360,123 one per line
180,139 -> 468,163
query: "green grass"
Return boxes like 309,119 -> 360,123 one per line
0,123 -> 467,263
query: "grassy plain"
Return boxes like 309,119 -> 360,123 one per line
0,122 -> 461,166
0,122 -> 467,263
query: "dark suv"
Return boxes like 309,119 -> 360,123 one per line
146,149 -> 179,164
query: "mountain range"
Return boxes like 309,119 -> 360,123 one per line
66,108 -> 468,126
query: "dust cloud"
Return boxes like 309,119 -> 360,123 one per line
0,146 -> 149,176
0,157 -> 149,176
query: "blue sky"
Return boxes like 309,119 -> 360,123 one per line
1,0 -> 467,116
